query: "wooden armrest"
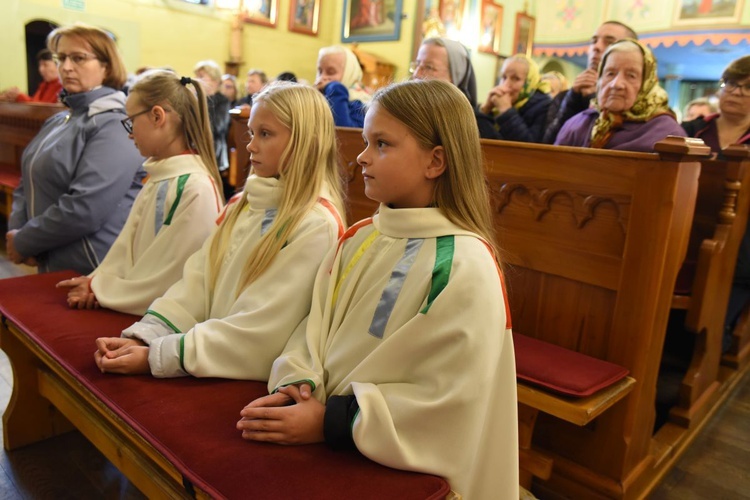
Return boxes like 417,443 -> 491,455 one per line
517,376 -> 636,426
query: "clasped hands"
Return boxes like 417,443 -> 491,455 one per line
94,337 -> 150,374
480,86 -> 513,116
5,230 -> 38,267
237,383 -> 325,445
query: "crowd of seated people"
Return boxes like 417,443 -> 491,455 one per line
4,17 -> 750,499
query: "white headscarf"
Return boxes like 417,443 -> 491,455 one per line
319,45 -> 371,102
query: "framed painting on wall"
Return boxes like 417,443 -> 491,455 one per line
512,12 -> 535,57
241,0 -> 277,27
342,0 -> 404,42
674,0 -> 743,25
439,0 -> 465,36
478,0 -> 503,55
288,0 -> 320,35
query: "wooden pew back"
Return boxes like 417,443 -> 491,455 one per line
666,145 -> 750,428
482,138 -> 705,485
0,102 -> 65,219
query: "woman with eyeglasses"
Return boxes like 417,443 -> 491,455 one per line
682,55 -> 750,354
6,23 -> 145,275
682,56 -> 750,153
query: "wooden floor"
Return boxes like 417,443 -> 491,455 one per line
0,249 -> 748,498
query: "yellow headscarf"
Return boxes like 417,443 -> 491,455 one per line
510,54 -> 551,110
590,39 -> 674,149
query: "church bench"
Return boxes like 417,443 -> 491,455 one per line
659,142 -> 750,429
0,102 -> 64,220
0,271 -> 451,499
718,147 -> 750,372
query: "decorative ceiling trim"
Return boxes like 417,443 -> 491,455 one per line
533,28 -> 750,57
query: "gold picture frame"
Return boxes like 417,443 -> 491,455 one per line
288,0 -> 320,35
241,0 -> 277,27
512,12 -> 535,57
478,0 -> 503,55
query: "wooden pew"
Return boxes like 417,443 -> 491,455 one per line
229,108 -> 251,190
0,271 -> 451,499
663,143 -> 750,429
721,147 -> 750,372
335,127 -> 710,498
0,102 -> 64,219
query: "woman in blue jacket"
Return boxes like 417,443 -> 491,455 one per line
7,23 -> 144,274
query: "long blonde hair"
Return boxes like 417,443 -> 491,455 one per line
370,79 -> 501,263
129,70 -> 224,204
209,81 -> 346,294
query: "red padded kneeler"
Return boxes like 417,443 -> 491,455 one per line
0,272 -> 450,499
513,332 -> 629,398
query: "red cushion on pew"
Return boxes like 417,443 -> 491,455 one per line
513,332 -> 629,398
673,260 -> 696,296
0,271 -> 450,500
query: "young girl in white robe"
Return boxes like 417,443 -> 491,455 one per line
57,70 -> 224,315
93,82 -> 346,380
237,79 -> 518,499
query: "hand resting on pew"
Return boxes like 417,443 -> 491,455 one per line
56,276 -> 99,309
238,383 -> 325,445
94,337 -> 149,374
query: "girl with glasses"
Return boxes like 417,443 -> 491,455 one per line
6,23 -> 144,275
57,70 -> 224,315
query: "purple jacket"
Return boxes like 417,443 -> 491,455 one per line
555,108 -> 686,152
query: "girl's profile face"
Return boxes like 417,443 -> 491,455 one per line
246,102 -> 291,178
357,102 -> 439,209
124,93 -> 156,157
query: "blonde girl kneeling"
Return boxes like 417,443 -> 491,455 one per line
238,79 -> 518,499
94,82 -> 346,380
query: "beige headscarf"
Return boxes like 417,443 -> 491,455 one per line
590,39 -> 674,149
319,45 -> 371,103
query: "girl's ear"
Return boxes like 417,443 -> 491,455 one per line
425,146 -> 446,180
151,105 -> 168,127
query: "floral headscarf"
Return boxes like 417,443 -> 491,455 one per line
590,39 -> 674,148
509,54 -> 550,110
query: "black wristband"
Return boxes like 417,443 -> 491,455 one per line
324,395 -> 359,450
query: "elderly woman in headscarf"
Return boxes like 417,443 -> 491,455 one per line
315,45 -> 370,127
411,37 -> 505,139
555,39 -> 685,152
476,54 -> 552,143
